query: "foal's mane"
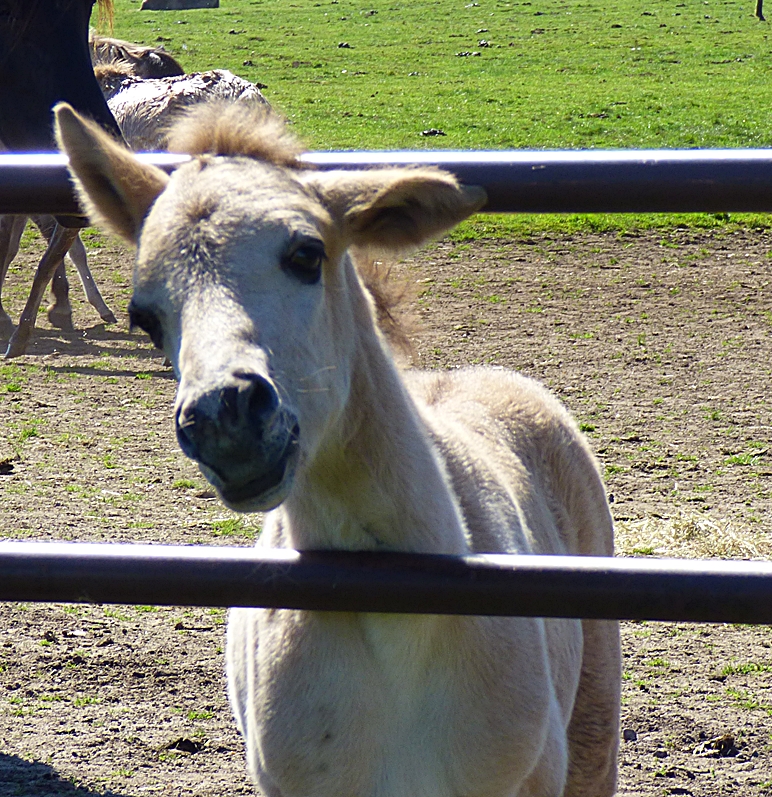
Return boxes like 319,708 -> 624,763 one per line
166,103 -> 305,168
358,259 -> 415,359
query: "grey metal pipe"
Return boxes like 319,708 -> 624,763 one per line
4,149 -> 772,215
306,149 -> 772,214
0,152 -> 186,215
1,541 -> 771,624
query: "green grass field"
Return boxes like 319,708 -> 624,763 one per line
109,0 -> 772,235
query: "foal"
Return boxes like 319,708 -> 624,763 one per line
55,102 -> 621,797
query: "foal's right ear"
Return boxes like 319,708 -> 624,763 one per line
54,103 -> 169,244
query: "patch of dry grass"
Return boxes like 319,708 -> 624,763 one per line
615,512 -> 772,561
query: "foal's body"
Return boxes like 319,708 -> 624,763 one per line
227,369 -> 618,797
56,102 -> 620,797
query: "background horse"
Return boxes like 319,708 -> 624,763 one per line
0,54 -> 268,352
0,0 -> 120,150
0,33 -> 184,345
0,0 -> 122,356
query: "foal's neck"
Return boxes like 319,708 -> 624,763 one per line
281,263 -> 469,555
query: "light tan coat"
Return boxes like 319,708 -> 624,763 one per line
55,102 -> 620,797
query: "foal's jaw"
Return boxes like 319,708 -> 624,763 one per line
180,397 -> 301,513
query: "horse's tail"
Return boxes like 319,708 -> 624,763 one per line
96,0 -> 115,32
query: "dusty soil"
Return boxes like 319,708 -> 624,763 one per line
3,227 -> 772,796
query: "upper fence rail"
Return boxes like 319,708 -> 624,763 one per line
5,148 -> 772,215
2,541 -> 772,625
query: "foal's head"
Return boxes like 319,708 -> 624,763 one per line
55,103 -> 485,512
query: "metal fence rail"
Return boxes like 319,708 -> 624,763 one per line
1,541 -> 771,624
5,149 -> 772,215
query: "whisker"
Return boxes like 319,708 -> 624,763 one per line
298,365 -> 338,383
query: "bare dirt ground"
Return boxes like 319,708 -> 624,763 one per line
3,227 -> 772,797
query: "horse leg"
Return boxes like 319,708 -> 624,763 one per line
31,215 -> 75,331
562,620 -> 621,797
0,215 -> 29,338
65,232 -> 117,324
0,216 -> 13,338
34,216 -> 117,327
48,261 -> 74,330
5,224 -> 80,358
756,0 -> 765,20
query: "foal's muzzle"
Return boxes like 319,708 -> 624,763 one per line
174,371 -> 299,511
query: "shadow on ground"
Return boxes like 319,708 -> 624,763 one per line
0,753 -> 129,797
0,324 -> 162,361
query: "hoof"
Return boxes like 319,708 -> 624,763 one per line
5,328 -> 31,358
101,310 -> 118,325
46,306 -> 75,332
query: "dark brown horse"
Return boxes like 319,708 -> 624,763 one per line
1,31 -> 186,347
0,0 -> 123,356
0,0 -> 121,149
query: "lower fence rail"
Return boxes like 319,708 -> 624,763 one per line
1,541 -> 771,624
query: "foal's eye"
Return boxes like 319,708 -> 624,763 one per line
283,241 -> 325,285
128,304 -> 164,350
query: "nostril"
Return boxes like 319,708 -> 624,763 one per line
220,385 -> 240,424
234,372 -> 278,420
175,405 -> 199,457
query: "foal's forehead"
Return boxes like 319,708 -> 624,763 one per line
136,158 -> 331,282
143,157 -> 327,251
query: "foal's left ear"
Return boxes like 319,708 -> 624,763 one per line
54,103 -> 169,244
304,168 -> 486,252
